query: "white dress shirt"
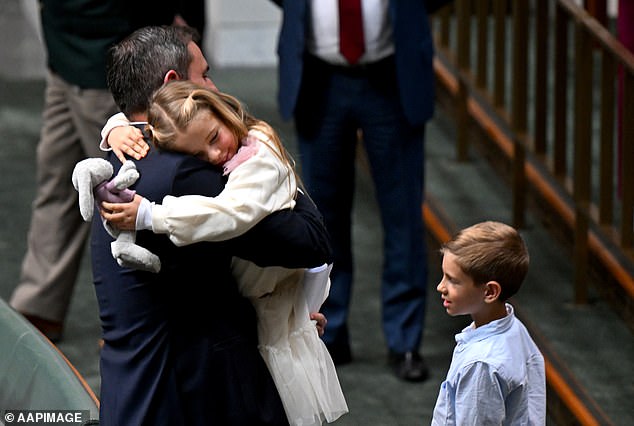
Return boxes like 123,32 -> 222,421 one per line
307,0 -> 394,65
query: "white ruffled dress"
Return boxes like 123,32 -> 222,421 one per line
232,261 -> 348,426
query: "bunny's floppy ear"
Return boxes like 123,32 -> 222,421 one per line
72,158 -> 114,221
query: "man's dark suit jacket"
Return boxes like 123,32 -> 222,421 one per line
91,145 -> 331,426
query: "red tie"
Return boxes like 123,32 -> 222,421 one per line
339,0 -> 365,65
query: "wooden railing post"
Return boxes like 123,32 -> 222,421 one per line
534,0 -> 548,156
455,0 -> 470,162
554,3 -> 569,179
456,79 -> 469,162
437,4 -> 451,48
599,52 -> 615,226
476,0 -> 488,89
511,0 -> 528,229
621,72 -> 634,249
573,22 -> 593,304
493,0 -> 507,109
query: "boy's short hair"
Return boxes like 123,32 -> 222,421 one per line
441,221 -> 529,300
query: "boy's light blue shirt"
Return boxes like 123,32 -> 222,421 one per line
432,304 -> 546,426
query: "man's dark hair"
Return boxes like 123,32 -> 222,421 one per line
106,25 -> 201,117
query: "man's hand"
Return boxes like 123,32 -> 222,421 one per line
310,312 -> 327,337
101,194 -> 143,231
108,126 -> 149,162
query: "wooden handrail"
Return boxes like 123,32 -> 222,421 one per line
433,56 -> 634,301
431,0 -> 634,304
558,0 -> 634,74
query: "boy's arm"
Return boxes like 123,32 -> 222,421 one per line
454,362 -> 506,425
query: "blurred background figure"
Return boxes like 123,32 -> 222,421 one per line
9,0 -> 205,342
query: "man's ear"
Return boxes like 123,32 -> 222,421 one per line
163,70 -> 181,84
483,281 -> 502,303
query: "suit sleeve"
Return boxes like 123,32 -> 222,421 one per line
230,190 -> 333,268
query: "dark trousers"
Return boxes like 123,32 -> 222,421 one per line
294,55 -> 428,353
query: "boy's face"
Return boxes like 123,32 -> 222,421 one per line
437,252 -> 488,320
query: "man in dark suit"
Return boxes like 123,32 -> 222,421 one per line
270,0 -> 450,381
92,25 -> 331,425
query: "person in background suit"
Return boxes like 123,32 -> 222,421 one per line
93,25 -> 332,425
9,0 -> 204,342
175,0 -> 206,48
270,0 -> 450,381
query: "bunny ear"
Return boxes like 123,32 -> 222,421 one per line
72,163 -> 96,222
72,158 -> 112,222
79,191 -> 95,222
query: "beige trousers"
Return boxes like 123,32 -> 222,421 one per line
10,71 -> 118,323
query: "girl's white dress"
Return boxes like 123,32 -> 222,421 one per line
149,129 -> 348,425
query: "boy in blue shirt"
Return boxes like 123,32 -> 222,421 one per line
432,221 -> 546,425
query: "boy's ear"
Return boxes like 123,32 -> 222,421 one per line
483,281 -> 502,303
163,69 -> 181,84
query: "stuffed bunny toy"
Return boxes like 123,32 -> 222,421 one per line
72,158 -> 161,273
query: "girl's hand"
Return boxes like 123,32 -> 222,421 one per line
101,194 -> 143,231
108,126 -> 149,162
310,312 -> 327,336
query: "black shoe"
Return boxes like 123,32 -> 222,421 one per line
326,343 -> 353,366
388,350 -> 429,382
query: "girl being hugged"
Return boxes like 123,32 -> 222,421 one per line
104,80 -> 347,426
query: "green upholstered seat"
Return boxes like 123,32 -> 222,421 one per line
0,298 -> 99,423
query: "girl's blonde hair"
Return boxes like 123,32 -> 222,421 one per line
147,80 -> 297,184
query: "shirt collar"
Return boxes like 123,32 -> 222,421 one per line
455,303 -> 515,346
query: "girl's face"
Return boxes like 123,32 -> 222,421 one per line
173,110 -> 239,166
437,252 -> 487,320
